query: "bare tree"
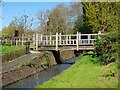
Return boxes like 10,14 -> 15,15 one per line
12,14 -> 34,35
37,10 -> 50,34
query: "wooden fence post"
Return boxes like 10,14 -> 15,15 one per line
36,33 -> 38,50
28,35 -> 30,41
22,34 -> 24,46
16,38 -> 18,46
56,32 -> 58,51
10,37 -> 12,45
59,33 -> 61,45
76,32 -> 79,51
19,35 -> 21,45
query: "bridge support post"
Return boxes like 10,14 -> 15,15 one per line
52,51 -> 62,64
76,32 -> 79,51
56,32 -> 58,51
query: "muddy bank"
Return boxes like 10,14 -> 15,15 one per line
2,50 -> 75,87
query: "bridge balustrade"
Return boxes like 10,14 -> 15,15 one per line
2,31 -> 102,51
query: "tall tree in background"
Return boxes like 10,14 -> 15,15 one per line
80,2 -> 119,63
82,2 -> 118,33
73,2 -> 92,34
74,2 -> 118,34
2,22 -> 16,37
46,4 -> 69,34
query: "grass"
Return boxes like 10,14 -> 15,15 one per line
0,45 -> 25,56
36,55 -> 118,88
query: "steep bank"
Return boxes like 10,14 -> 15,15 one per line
2,50 -> 75,87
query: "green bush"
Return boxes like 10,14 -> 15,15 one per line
94,30 -> 118,64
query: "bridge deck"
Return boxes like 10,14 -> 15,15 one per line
36,45 -> 94,51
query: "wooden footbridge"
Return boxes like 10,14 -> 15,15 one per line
13,31 -> 103,51
2,32 -> 102,51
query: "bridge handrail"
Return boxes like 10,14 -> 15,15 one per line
2,31 -> 103,51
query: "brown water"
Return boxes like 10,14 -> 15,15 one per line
4,57 -> 78,88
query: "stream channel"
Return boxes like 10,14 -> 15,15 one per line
4,57 -> 78,88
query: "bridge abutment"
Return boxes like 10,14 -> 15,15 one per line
52,51 -> 62,64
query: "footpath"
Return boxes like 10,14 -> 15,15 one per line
2,51 -> 41,71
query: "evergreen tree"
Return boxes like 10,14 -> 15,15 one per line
82,2 -> 118,33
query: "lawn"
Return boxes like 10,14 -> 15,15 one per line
36,55 -> 118,88
0,45 -> 25,56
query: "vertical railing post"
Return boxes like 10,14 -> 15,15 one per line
76,32 -> 79,51
33,34 -> 35,49
46,35 -> 48,45
22,34 -> 24,46
19,35 -> 21,45
59,33 -> 61,45
79,32 -> 81,45
66,35 -> 68,45
98,31 -> 101,39
36,33 -> 38,50
69,35 -> 71,45
10,37 -> 12,45
56,32 -> 58,51
88,34 -> 90,44
28,35 -> 30,41
50,33 -> 52,45
40,34 -> 42,45
16,38 -> 18,46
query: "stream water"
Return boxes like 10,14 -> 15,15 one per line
4,57 -> 78,88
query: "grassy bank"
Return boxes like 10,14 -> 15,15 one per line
0,45 -> 25,56
36,55 -> 118,88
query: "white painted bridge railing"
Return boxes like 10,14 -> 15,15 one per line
8,31 -> 102,51
33,32 -> 101,50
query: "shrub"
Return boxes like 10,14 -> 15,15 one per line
94,30 -> 118,64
